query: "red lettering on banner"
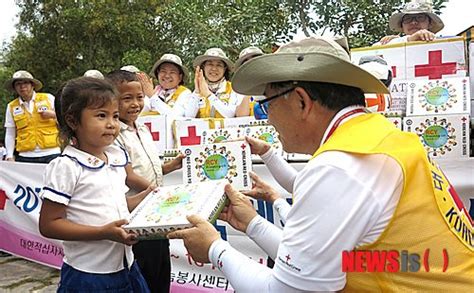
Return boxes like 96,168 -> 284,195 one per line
0,189 -> 8,210
391,66 -> 397,78
414,50 -> 457,80
144,122 -> 160,141
180,126 -> 201,146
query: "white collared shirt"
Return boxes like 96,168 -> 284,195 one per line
208,106 -> 403,292
40,145 -> 134,273
115,121 -> 163,195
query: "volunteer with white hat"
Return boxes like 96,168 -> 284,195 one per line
192,48 -> 245,118
141,53 -> 197,117
3,70 -> 60,163
169,36 -> 473,292
378,0 -> 444,45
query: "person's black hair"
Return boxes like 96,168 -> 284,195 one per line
106,70 -> 139,88
55,77 -> 118,149
269,81 -> 365,112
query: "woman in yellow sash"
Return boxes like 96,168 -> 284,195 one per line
192,48 -> 246,118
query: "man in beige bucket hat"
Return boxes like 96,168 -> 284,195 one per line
4,70 -> 60,163
378,0 -> 444,45
169,36 -> 473,291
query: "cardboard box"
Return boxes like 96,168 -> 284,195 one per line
181,141 -> 252,189
403,114 -> 470,158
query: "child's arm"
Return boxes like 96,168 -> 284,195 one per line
125,163 -> 151,192
126,185 -> 154,212
39,199 -> 137,245
162,153 -> 185,175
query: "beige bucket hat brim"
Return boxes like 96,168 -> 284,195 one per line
232,38 -> 389,97
4,71 -> 43,92
193,55 -> 233,72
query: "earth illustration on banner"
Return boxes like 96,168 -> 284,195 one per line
203,154 -> 229,180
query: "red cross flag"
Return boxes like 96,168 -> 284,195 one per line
137,114 -> 168,154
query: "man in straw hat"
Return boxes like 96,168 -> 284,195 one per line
169,36 -> 473,291
378,0 -> 444,45
3,70 -> 60,163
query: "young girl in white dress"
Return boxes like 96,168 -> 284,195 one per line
39,77 -> 151,292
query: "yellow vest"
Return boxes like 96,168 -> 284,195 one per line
9,93 -> 59,152
141,85 -> 188,116
312,113 -> 473,292
197,81 -> 232,118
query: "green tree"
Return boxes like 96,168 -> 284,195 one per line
287,0 -> 447,47
2,0 -> 292,92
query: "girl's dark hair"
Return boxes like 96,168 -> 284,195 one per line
55,77 -> 118,148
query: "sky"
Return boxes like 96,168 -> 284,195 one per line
0,0 -> 473,45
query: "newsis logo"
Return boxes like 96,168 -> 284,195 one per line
342,249 -> 449,273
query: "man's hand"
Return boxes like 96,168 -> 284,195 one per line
219,184 -> 258,233
241,172 -> 280,203
167,215 -> 220,263
245,136 -> 271,156
407,29 -> 435,42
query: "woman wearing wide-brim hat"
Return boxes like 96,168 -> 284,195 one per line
3,70 -> 60,163
192,47 -> 246,118
139,54 -> 197,117
377,0 -> 444,45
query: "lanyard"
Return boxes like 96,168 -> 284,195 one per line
323,108 -> 367,144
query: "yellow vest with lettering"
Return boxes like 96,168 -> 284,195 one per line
197,81 -> 232,118
312,113 -> 473,292
142,85 -> 188,116
9,93 -> 59,152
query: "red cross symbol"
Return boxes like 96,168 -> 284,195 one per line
461,117 -> 467,122
180,126 -> 202,146
144,122 -> 160,141
240,143 -> 247,150
285,254 -> 291,262
415,50 -> 457,80
0,189 -> 9,210
392,119 -> 399,126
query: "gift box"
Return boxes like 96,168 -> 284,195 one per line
181,141 -> 252,189
124,180 -> 227,240
406,77 -> 470,116
403,114 -> 470,158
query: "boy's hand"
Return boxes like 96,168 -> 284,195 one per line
101,219 -> 138,246
170,153 -> 185,171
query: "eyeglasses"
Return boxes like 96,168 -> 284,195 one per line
258,87 -> 295,115
402,14 -> 429,24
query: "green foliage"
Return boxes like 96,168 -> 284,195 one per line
0,66 -> 15,140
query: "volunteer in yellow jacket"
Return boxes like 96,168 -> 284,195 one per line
141,53 -> 197,117
168,37 -> 473,292
192,48 -> 245,118
3,70 -> 60,163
